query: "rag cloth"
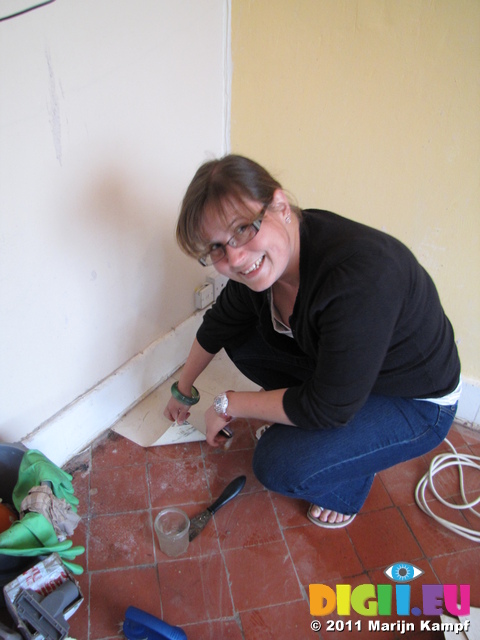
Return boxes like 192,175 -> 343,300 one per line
20,485 -> 81,540
12,449 -> 79,513
0,449 -> 85,574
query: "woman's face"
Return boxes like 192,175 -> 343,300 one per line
201,190 -> 298,292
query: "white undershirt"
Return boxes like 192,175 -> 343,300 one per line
268,289 -> 293,338
417,378 -> 462,406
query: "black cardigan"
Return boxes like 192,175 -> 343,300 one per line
196,210 -> 460,429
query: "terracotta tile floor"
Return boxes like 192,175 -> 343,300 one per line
60,417 -> 479,640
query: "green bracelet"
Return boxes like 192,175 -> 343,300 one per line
171,381 -> 200,406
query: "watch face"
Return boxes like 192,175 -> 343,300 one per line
214,393 -> 228,415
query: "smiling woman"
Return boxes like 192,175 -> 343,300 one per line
164,153 -> 461,530
176,154 -> 301,260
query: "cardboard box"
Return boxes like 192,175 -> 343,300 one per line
3,553 -> 83,639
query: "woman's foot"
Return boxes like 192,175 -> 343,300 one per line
307,504 -> 356,529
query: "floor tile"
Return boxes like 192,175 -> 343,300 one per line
148,457 -> 211,508
270,493 -> 311,529
157,554 -> 233,626
91,430 -> 147,469
183,618 -> 245,640
204,447 -> 265,496
400,500 -> 477,558
89,566 -> 162,640
284,524 -> 363,586
89,464 -> 149,516
452,424 -> 480,446
469,440 -> 480,456
361,475 -> 393,512
347,507 -> 423,570
430,546 -> 480,597
240,600 -> 317,640
379,456 -> 430,506
223,540 -> 303,612
217,491 -> 283,550
88,510 -> 155,571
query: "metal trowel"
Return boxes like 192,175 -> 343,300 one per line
189,475 -> 246,541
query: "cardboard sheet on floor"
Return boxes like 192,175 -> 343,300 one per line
113,351 -> 261,447
113,378 -> 210,447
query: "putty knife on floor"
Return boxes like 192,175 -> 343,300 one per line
189,475 -> 246,541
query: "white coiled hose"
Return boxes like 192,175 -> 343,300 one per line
415,438 -> 480,542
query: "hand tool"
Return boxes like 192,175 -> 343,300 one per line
189,475 -> 246,542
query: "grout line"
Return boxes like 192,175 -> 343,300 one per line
268,484 -> 310,605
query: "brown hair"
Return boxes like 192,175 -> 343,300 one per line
176,154 -> 300,258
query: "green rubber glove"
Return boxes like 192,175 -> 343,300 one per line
12,450 -> 79,512
0,512 -> 85,574
0,512 -> 59,549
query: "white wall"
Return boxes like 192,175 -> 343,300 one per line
0,0 -> 229,460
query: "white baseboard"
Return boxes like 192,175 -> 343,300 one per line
23,316 -> 480,467
22,312 -> 205,467
456,376 -> 480,432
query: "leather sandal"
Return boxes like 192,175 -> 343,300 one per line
255,424 -> 271,440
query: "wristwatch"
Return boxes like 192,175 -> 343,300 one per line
213,391 -> 231,420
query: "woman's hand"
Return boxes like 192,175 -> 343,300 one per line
163,396 -> 191,425
204,405 -> 232,447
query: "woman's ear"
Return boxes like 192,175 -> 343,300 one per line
270,189 -> 291,218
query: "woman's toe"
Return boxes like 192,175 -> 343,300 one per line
309,504 -> 322,519
320,509 -> 333,522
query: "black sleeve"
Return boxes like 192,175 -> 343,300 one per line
196,280 -> 261,354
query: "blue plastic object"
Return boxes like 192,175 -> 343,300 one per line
123,606 -> 187,640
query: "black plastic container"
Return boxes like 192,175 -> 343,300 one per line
0,443 -> 30,604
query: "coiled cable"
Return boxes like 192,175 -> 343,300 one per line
415,438 -> 480,542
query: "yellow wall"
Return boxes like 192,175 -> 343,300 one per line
231,0 -> 480,382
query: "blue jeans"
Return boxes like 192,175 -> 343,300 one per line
226,330 -> 458,514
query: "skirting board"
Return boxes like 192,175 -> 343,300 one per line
22,311 -> 206,467
456,377 -> 480,431
23,309 -> 480,467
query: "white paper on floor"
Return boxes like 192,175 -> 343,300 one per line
113,351 -> 260,447
151,420 -> 206,445
113,375 -> 209,447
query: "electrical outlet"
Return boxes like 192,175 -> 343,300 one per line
206,273 -> 229,301
194,283 -> 214,309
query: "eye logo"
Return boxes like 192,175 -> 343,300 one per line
384,562 -> 424,583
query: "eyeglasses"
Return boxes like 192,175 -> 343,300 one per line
198,205 -> 268,266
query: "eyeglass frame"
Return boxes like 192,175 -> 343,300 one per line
198,203 -> 269,267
